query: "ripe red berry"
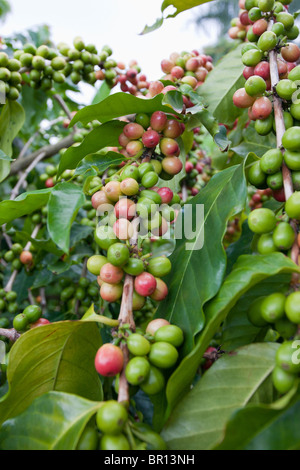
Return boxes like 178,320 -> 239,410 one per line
114,198 -> 136,220
123,122 -> 144,140
163,119 -> 183,139
100,264 -> 124,285
254,62 -> 270,80
185,161 -> 194,173
157,187 -> 174,204
30,318 -> 51,329
142,129 -> 160,148
20,251 -> 33,265
150,111 -> 168,132
45,178 -> 54,188
95,344 -> 124,377
233,88 -> 256,108
243,66 -> 255,80
135,272 -> 157,297
252,96 -> 272,120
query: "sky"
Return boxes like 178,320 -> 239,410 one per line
1,0 -> 218,103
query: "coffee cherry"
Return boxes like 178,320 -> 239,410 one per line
121,166 -> 140,181
162,157 -> 183,175
140,366 -> 165,395
147,257 -> 172,278
154,325 -> 184,348
242,49 -> 263,67
276,341 -> 300,374
150,111 -> 168,132
275,317 -> 297,340
87,255 -> 107,276
120,178 -> 139,196
94,226 -> 117,251
285,291 -> 300,324
107,243 -> 130,267
77,427 -> 99,451
245,75 -> 267,97
266,171 -> 283,190
123,258 -> 144,277
272,366 -> 296,394
248,161 -> 266,187
100,434 -> 130,451
104,181 -> 122,202
163,120 -> 183,139
150,278 -> 169,302
248,208 -> 277,234
20,251 -> 33,265
272,222 -> 295,251
13,314 -> 29,332
247,297 -> 269,327
100,263 -> 124,285
149,342 -> 179,369
254,62 -> 270,80
258,0 -> 274,12
252,19 -> 268,36
95,344 -> 124,377
282,127 -> 300,152
285,191 -> 300,219
96,401 -> 128,435
257,233 -> 277,254
30,318 -> 51,329
114,198 -> 136,220
126,140 -> 143,157
276,79 -> 297,100
276,13 -> 294,31
141,171 -> 159,188
135,272 -> 157,297
252,97 -> 273,120
157,187 -> 174,204
142,130 -> 160,148
257,31 -> 277,52
233,88 -> 256,108
23,305 -> 42,324
260,149 -> 283,174
125,357 -> 150,385
127,334 -> 151,356
146,319 -> 171,336
261,293 -> 286,322
123,123 -> 144,140
160,138 -> 180,158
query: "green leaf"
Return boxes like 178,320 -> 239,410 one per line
57,120 -> 126,176
0,101 -> 25,181
163,253 -> 300,425
161,343 -> 279,450
47,183 -> 86,253
215,388 -> 300,450
232,124 -> 276,158
0,189 -> 52,226
92,80 -> 111,105
70,93 -> 180,127
74,151 -> 126,177
197,44 -> 245,126
156,163 -> 247,355
0,391 -> 102,450
0,321 -> 102,426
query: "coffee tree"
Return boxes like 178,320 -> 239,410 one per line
0,0 -> 299,451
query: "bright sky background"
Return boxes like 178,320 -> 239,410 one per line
1,0 -> 218,103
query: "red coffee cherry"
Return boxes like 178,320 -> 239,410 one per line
135,272 -> 157,297
151,278 -> 169,301
281,44 -> 300,63
157,187 -> 174,204
233,88 -> 256,108
114,198 -> 136,220
150,111 -> 168,132
161,59 -> 174,74
30,318 -> 51,329
254,62 -> 270,80
92,190 -> 110,209
123,122 -> 144,140
149,81 -> 164,97
252,19 -> 268,36
243,66 -> 255,80
146,318 -> 170,336
163,120 -> 183,139
162,157 -> 183,175
100,264 -> 124,285
95,344 -> 124,377
142,129 -> 161,148
252,96 -> 273,120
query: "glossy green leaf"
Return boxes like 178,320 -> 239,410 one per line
0,189 -> 52,225
0,101 -> 25,181
47,183 -> 85,253
155,163 -> 247,355
216,388 -> 300,450
162,343 -> 279,450
92,80 -> 111,105
57,120 -> 126,176
0,391 -> 102,450
197,44 -> 245,126
163,253 -> 300,425
70,93 -> 180,127
74,151 -> 126,177
232,124 -> 276,158
0,321 -> 102,426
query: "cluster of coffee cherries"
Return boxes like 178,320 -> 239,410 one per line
233,4 -> 300,135
12,304 -> 50,332
229,0 -> 298,42
116,113 -> 185,177
248,187 -> 273,210
160,49 -> 213,93
87,251 -> 171,307
0,36 -> 149,101
0,289 -> 19,316
95,319 -> 184,397
272,340 -> 300,394
248,207 -> 296,254
2,243 -> 33,273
